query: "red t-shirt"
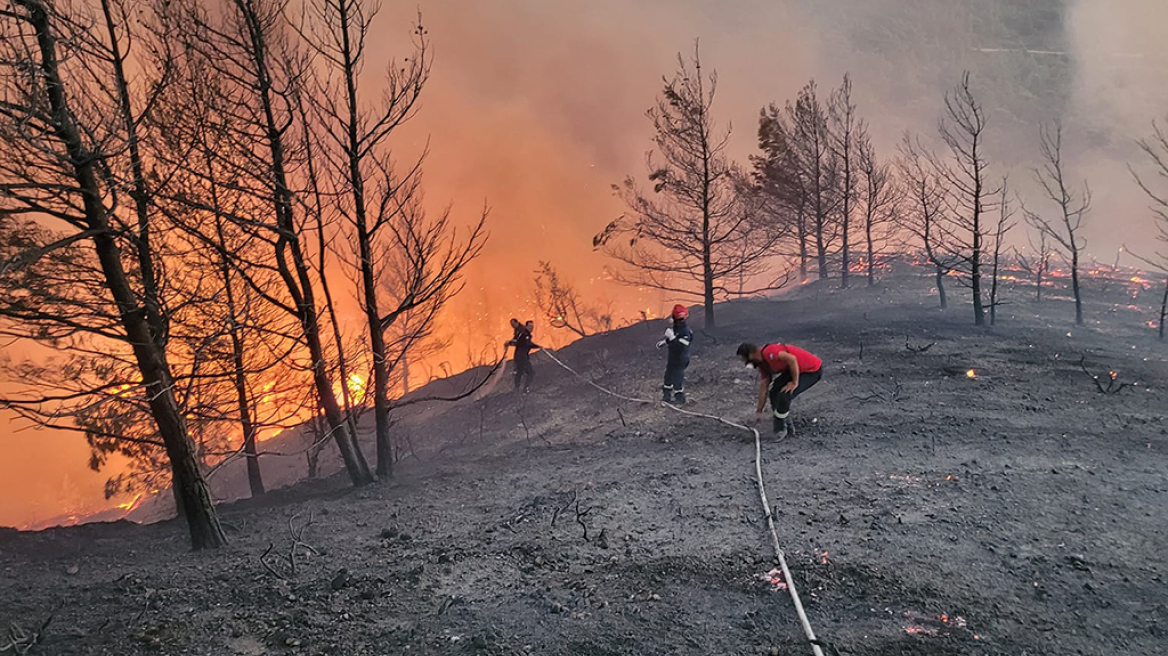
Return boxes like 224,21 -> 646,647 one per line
759,344 -> 822,377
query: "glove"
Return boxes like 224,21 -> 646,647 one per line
655,339 -> 667,349
664,328 -> 675,341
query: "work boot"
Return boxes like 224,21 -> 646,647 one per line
773,416 -> 788,438
785,417 -> 796,437
662,387 -> 673,403
674,390 -> 687,405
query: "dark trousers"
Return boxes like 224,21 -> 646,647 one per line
768,368 -> 822,418
663,359 -> 688,393
513,353 -> 534,390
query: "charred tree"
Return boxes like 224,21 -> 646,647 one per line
0,0 -> 225,548
899,136 -> 955,308
1131,120 -> 1168,341
830,75 -> 861,289
165,0 -> 375,486
1024,123 -> 1090,326
1160,278 -> 1168,341
791,81 -> 840,281
596,45 -> 784,330
299,0 -> 486,478
989,179 -> 1016,325
755,104 -> 809,278
857,132 -> 901,286
935,73 -> 998,326
1015,225 -> 1053,302
534,261 -> 619,338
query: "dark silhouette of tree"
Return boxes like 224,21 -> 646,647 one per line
830,75 -> 862,289
1130,120 -> 1168,341
754,105 -> 808,277
1023,122 -> 1090,325
595,44 -> 784,329
534,262 -> 618,338
0,0 -> 226,548
898,136 -> 956,308
1014,226 -> 1054,302
989,179 -> 1017,325
934,72 -> 999,325
162,0 -> 375,486
790,81 -> 841,280
857,132 -> 902,286
299,0 -> 486,478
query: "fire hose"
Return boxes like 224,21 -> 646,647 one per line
538,348 -> 826,656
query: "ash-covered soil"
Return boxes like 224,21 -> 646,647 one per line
2,270 -> 1167,656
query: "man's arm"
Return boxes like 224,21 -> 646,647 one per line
779,352 -> 800,392
756,375 -> 769,416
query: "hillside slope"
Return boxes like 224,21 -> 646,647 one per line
2,270 -> 1166,656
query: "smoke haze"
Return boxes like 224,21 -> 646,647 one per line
4,0 -> 1167,528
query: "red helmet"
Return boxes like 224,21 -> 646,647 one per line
671,304 -> 688,320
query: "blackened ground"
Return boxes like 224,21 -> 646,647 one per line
2,269 -> 1166,656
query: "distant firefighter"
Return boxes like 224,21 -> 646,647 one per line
656,305 -> 693,404
737,342 -> 823,438
506,318 -> 542,392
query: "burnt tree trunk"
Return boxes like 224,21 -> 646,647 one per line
971,175 -> 985,326
1159,277 -> 1167,341
1071,249 -> 1083,326
23,0 -> 225,549
208,158 -> 265,498
334,0 -> 393,478
233,0 -> 374,487
865,210 -> 875,286
935,265 -> 948,309
797,206 -> 808,278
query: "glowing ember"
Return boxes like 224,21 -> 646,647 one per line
965,369 -> 976,379
889,474 -> 923,485
903,611 -> 968,637
820,551 -> 829,565
758,568 -> 787,591
904,626 -> 933,635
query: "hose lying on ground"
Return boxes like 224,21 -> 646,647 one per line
538,348 -> 826,656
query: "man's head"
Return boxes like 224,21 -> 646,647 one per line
510,318 -> 521,330
737,342 -> 763,367
525,320 -> 534,332
671,304 -> 688,322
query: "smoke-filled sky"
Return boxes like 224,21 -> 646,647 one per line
4,0 -> 1168,529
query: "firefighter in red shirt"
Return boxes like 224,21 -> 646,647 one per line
737,342 -> 824,438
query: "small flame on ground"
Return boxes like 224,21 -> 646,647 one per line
965,369 -> 976,379
115,492 -> 145,512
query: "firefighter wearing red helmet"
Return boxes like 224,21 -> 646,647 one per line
655,304 -> 693,404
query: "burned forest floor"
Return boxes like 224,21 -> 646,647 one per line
3,268 -> 1168,656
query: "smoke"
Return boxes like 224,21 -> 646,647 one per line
371,0 -> 816,358
7,0 -> 1168,529
1066,0 -> 1168,257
